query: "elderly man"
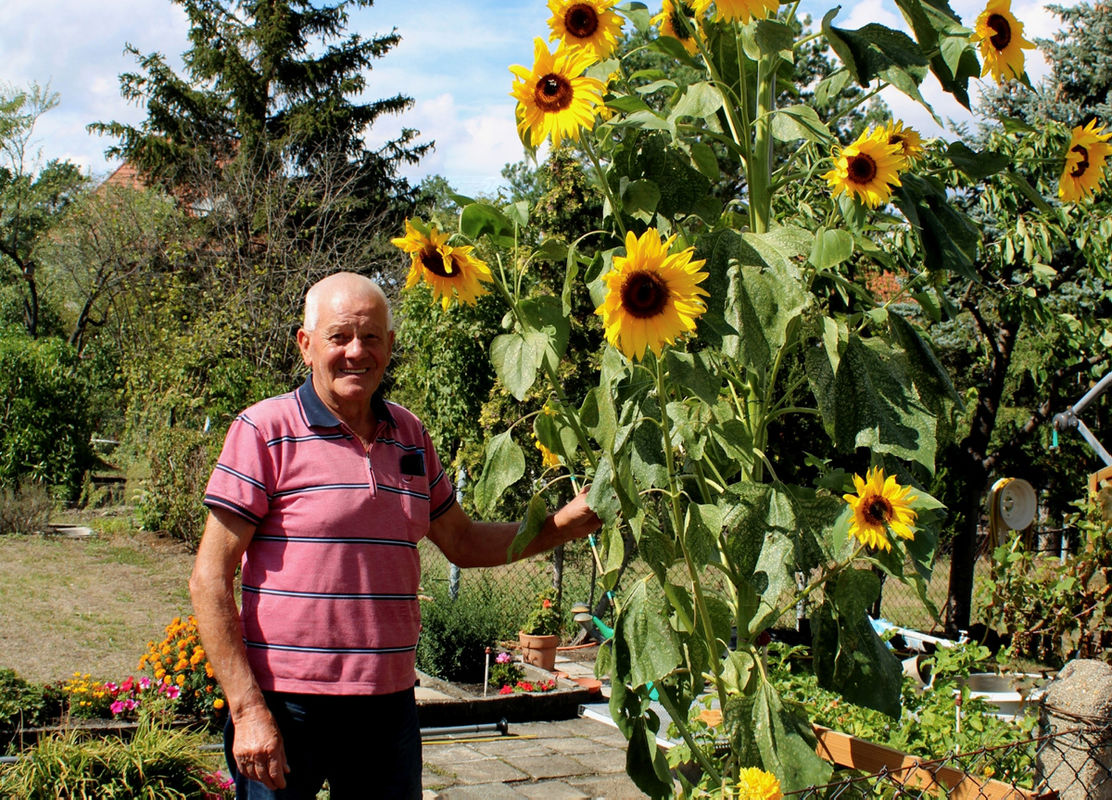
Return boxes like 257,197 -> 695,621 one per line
190,272 -> 601,799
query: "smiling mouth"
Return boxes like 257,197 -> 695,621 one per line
341,368 -> 369,375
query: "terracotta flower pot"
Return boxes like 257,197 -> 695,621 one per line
519,631 -> 559,671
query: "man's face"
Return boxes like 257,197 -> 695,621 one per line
296,286 -> 394,422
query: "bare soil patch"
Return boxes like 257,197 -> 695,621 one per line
0,511 -> 195,684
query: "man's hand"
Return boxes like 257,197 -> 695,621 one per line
232,704 -> 290,790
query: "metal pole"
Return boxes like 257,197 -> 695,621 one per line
420,719 -> 509,738
449,468 -> 465,600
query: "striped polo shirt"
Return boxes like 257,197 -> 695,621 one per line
203,378 -> 455,696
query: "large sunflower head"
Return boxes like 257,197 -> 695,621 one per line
595,228 -> 709,360
547,0 -> 624,60
711,0 -> 779,24
842,466 -> 918,552
1059,119 -> 1112,203
510,38 -> 606,149
736,767 -> 783,800
652,0 -> 703,55
971,0 -> 1036,84
391,219 -> 493,310
822,127 -> 906,209
883,119 -> 925,165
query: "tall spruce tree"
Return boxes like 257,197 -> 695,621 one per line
91,0 -> 428,214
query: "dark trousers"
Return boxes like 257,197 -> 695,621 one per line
225,688 -> 422,800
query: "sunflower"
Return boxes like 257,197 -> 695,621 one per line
736,767 -> 783,800
1059,119 -> 1112,203
510,38 -> 606,148
711,0 -> 779,24
548,0 -> 624,60
883,119 -> 924,165
971,0 -> 1036,84
842,466 -> 918,552
595,228 -> 709,360
391,219 -> 493,310
652,0 -> 702,55
822,127 -> 906,208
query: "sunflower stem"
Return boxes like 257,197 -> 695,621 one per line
749,52 -> 779,234
581,136 -> 627,239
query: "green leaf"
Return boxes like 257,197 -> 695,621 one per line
887,311 -> 963,407
623,179 -> 661,221
946,141 -> 1009,180
459,202 -> 514,243
489,332 -> 546,401
751,682 -> 833,791
891,173 -> 980,278
663,350 -> 722,406
808,227 -> 854,270
473,430 -> 525,514
753,18 -> 796,58
811,569 -> 904,717
823,14 -> 929,89
533,410 -> 580,465
831,335 -> 938,470
608,94 -> 654,113
724,260 -> 808,381
506,199 -> 529,228
618,578 -> 683,687
518,294 -> 572,368
772,105 -> 832,144
580,386 -> 618,452
668,81 -> 724,123
688,140 -> 720,180
508,493 -> 549,561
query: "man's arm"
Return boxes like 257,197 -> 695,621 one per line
189,508 -> 289,790
426,489 -> 601,567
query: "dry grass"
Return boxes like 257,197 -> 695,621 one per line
0,510 -> 196,685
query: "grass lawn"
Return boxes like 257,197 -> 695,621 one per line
0,509 -> 196,684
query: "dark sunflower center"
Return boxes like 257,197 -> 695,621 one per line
1070,145 -> 1091,178
621,270 -> 670,319
566,4 -> 599,38
670,3 -> 695,39
889,135 -> 904,147
987,13 -> 1011,50
419,247 -> 455,278
535,74 -> 574,112
847,153 -> 878,184
864,496 -> 893,525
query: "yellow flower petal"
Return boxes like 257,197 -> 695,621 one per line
842,466 -> 919,551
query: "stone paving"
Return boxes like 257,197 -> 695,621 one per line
418,651 -> 648,799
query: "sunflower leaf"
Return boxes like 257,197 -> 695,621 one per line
508,492 -> 549,561
618,578 -> 683,687
667,81 -> 724,124
489,331 -> 545,401
772,105 -> 832,144
459,201 -> 515,245
472,430 -> 525,514
750,682 -> 832,792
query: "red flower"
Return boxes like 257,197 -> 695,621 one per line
542,599 -> 552,608
499,685 -> 514,695
517,681 -> 535,692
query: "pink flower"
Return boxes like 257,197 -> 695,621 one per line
138,677 -> 152,690
110,700 -> 126,715
496,652 -> 511,664
162,684 -> 181,700
124,698 -> 138,710
105,682 -> 119,694
499,685 -> 514,695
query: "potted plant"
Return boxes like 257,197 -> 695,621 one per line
518,591 -> 562,671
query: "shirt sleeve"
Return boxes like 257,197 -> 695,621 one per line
203,414 -> 274,526
425,429 -> 456,521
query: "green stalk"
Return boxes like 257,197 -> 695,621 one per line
749,53 -> 779,234
581,136 -> 627,239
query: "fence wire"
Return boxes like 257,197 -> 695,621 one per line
785,713 -> 1112,799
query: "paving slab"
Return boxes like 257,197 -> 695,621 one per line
447,757 -> 530,784
435,783 -> 529,799
501,753 -> 597,781
514,780 -> 592,799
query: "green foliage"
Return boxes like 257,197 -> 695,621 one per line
0,481 -> 53,535
983,496 -> 1112,667
0,668 -> 61,747
0,328 -> 96,499
487,653 -> 525,690
521,591 -> 563,637
134,427 -> 221,546
0,710 -> 231,798
415,587 -> 507,684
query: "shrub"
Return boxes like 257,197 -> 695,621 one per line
0,328 -> 96,500
0,481 -> 53,535
134,427 -> 220,546
0,711 -> 233,798
521,590 -> 563,636
0,668 -> 61,746
417,590 -> 505,684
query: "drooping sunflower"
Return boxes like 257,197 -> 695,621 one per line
1059,119 -> 1112,203
547,0 -> 624,60
595,228 -> 709,360
510,38 -> 606,149
883,119 -> 925,165
971,0 -> 1036,84
652,0 -> 702,56
736,767 -> 783,800
822,127 -> 906,208
842,466 -> 918,552
711,0 -> 779,24
391,219 -> 493,310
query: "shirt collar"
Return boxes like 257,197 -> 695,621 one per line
297,375 -> 396,430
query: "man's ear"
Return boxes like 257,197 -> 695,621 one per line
296,328 -> 313,367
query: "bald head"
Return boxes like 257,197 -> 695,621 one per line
303,273 -> 393,333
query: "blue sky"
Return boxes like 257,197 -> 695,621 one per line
1,0 -> 1057,195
